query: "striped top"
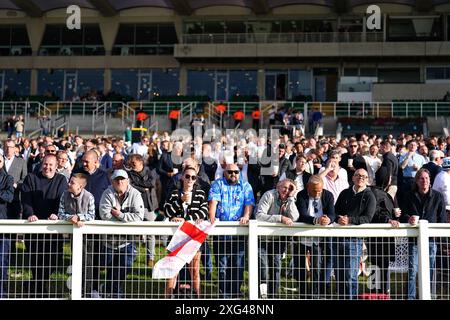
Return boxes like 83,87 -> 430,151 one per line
164,185 -> 208,221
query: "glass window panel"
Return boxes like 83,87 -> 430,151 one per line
115,25 -> 135,45
344,68 -> 358,76
111,69 -> 139,99
61,26 -> 82,45
0,27 -> 10,46
226,21 -> 246,33
229,70 -> 257,97
187,70 -> 214,98
37,69 -> 65,99
426,67 -> 445,80
84,25 -> 103,45
158,25 -> 177,44
11,26 -> 29,46
41,25 -> 61,45
136,25 -> 158,44
445,67 -> 450,79
360,68 -> 377,77
378,68 -> 420,83
152,68 -> 179,97
281,20 -> 298,33
4,69 -> 31,97
77,69 -> 104,97
203,21 -> 225,34
289,70 -> 312,99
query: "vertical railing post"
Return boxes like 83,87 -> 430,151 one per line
248,220 -> 259,300
435,102 -> 438,119
418,220 -> 431,300
70,225 -> 83,300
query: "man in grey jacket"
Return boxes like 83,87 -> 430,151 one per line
256,179 -> 299,298
99,169 -> 144,298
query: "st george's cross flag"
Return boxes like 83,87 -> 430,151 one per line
152,220 -> 215,279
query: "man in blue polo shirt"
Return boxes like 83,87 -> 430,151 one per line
209,163 -> 255,298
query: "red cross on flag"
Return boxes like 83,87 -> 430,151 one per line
152,220 -> 215,279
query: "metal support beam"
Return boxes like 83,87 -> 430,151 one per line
252,0 -> 270,15
88,0 -> 117,17
169,0 -> 193,15
10,0 -> 42,17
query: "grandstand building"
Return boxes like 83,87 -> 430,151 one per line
1,0 -> 450,104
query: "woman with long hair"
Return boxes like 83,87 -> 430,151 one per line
164,166 -> 208,298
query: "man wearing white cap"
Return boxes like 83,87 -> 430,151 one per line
99,169 -> 144,298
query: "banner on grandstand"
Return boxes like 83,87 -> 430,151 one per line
152,220 -> 215,279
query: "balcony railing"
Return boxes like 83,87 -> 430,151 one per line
0,220 -> 447,300
182,32 -> 384,44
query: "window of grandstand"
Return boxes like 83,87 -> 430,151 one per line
187,70 -> 257,101
343,68 -> 377,77
0,69 -> 31,99
183,19 -> 337,43
112,24 -> 177,55
111,69 -> 179,100
378,68 -> 420,83
0,25 -> 31,56
288,70 -> 312,100
39,25 -> 105,56
426,67 -> 450,83
37,69 -> 104,100
387,16 -> 442,41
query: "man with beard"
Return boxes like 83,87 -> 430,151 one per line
209,163 -> 255,299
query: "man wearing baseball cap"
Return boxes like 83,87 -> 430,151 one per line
99,169 -> 144,298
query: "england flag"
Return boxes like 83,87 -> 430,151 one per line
152,220 -> 215,279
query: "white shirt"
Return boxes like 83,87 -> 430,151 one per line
131,142 -> 148,157
300,197 -> 323,246
4,156 -> 14,173
433,171 -> 450,207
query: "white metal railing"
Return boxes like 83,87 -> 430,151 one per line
182,32 -> 384,44
0,220 -> 447,300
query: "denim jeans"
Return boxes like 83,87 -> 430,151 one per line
259,241 -> 286,297
0,237 -> 10,298
336,238 -> 363,300
408,241 -> 437,300
102,243 -> 137,298
213,236 -> 246,299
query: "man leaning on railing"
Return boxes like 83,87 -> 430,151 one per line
99,169 -> 144,298
334,169 -> 376,300
399,168 -> 447,300
21,153 -> 68,298
208,163 -> 255,299
256,179 -> 298,299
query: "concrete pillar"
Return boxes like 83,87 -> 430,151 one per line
179,66 -> 187,95
30,69 -> 38,95
257,68 -> 265,100
98,17 -> 119,53
25,19 -> 46,55
104,68 -> 111,94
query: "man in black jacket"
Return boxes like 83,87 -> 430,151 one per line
340,139 -> 367,185
380,140 -> 399,199
21,154 -> 68,298
335,169 -> 376,300
282,154 -> 311,194
295,175 -> 335,299
0,156 -> 14,298
400,168 -> 447,299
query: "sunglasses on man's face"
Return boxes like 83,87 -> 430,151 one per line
227,170 -> 240,175
184,174 -> 197,181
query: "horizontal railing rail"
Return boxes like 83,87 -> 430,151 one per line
0,220 -> 446,300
